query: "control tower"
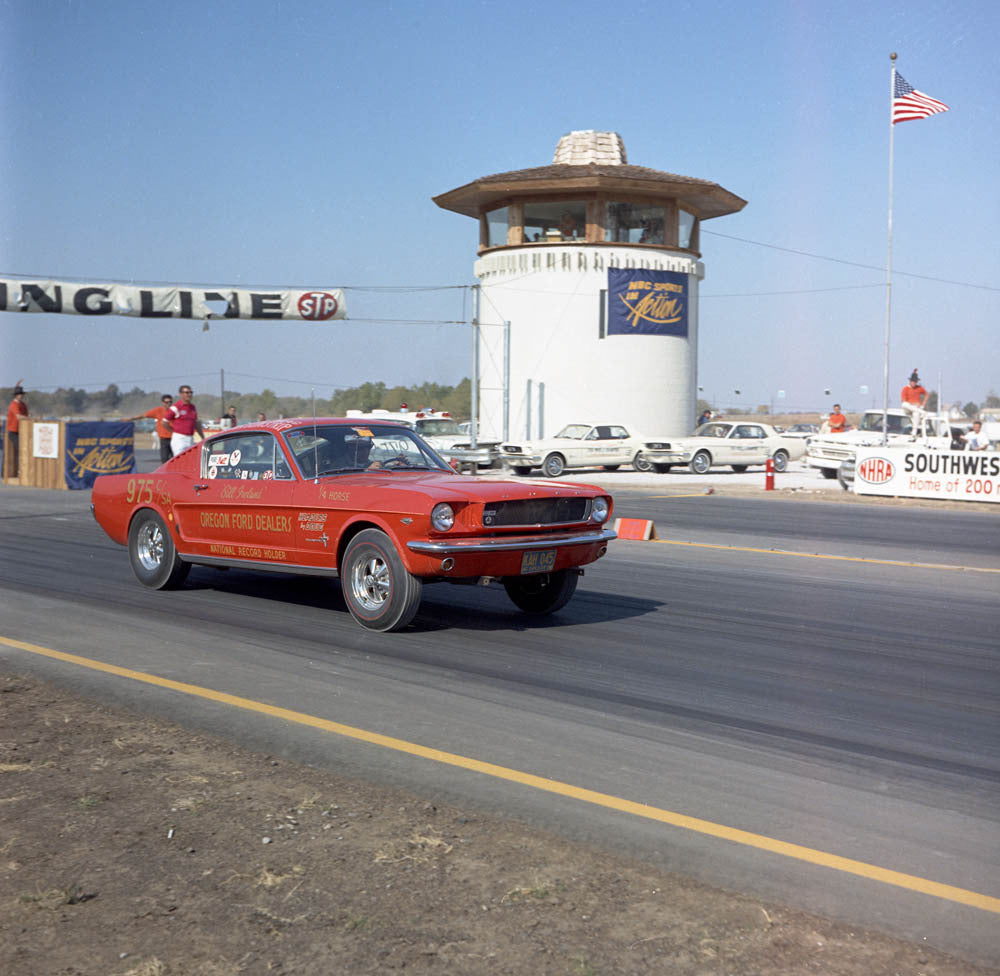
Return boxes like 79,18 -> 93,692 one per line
433,131 -> 746,439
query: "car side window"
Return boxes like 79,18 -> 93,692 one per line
609,426 -> 629,439
733,425 -> 755,439
204,433 -> 292,481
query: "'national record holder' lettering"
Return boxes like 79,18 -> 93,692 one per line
0,277 -> 345,321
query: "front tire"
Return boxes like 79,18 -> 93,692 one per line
602,464 -> 621,471
772,449 -> 789,473
690,450 -> 712,475
652,463 -> 673,474
511,466 -> 532,477
820,467 -> 838,480
632,453 -> 653,473
731,464 -> 748,473
128,510 -> 190,590
542,453 -> 566,477
341,529 -> 422,632
503,570 -> 578,616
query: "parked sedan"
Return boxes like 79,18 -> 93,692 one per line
637,421 -> 806,474
500,423 -> 664,477
91,418 -> 615,632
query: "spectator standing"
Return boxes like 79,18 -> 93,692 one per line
256,411 -> 266,422
961,420 -> 990,451
126,394 -> 175,464
166,384 -> 204,456
5,382 -> 29,477
900,369 -> 928,436
222,405 -> 238,428
697,409 -> 712,428
828,404 -> 847,433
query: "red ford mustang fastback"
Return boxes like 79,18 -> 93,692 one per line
92,418 -> 616,631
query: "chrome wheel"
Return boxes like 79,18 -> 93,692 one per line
135,520 -> 166,572
349,554 -> 391,612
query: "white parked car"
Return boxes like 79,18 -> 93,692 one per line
781,422 -> 819,438
500,423 -> 664,477
638,421 -> 806,474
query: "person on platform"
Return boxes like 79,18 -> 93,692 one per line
827,404 -> 847,433
126,394 -> 174,464
901,369 -> 928,437
166,384 -> 204,456
5,382 -> 29,477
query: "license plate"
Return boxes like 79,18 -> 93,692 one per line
520,549 -> 556,574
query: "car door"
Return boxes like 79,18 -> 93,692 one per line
172,431 -> 302,566
728,424 -> 769,463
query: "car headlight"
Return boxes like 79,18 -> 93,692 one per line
431,503 -> 455,531
590,497 -> 610,523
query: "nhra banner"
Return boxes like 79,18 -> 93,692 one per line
0,277 -> 345,321
607,268 -> 688,337
65,421 -> 135,491
854,446 -> 1000,503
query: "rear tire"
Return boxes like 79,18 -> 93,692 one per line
503,570 -> 578,615
128,510 -> 190,590
341,529 -> 422,632
602,465 -> 621,471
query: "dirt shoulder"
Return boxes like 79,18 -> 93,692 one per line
2,670 -> 996,976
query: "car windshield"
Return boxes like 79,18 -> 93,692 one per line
555,425 -> 592,439
417,419 -> 462,436
284,424 -> 450,478
695,423 -> 733,438
858,413 -> 911,435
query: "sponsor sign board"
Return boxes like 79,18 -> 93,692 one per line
607,268 -> 688,337
854,446 -> 999,503
0,277 -> 345,321
32,422 -> 59,459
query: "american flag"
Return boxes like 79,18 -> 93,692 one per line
892,72 -> 949,124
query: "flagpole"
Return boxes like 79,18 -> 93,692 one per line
882,52 -> 897,447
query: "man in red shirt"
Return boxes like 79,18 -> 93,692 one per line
827,404 -> 847,433
900,369 -> 928,436
5,383 -> 29,477
127,393 -> 175,464
165,384 -> 204,456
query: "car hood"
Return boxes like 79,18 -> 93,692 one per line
318,470 -> 605,503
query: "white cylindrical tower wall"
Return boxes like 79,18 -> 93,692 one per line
474,246 -> 704,442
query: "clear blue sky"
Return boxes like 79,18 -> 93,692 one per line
2,0 -> 996,414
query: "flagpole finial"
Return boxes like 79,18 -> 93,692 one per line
890,52 -> 897,61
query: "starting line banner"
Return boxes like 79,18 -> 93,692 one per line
0,277 -> 345,321
854,446 -> 1000,503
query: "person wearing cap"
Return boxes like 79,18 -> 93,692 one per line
165,384 -> 204,456
126,394 -> 175,464
5,382 -> 29,477
900,369 -> 928,437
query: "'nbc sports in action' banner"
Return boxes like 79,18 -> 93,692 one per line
607,268 -> 688,337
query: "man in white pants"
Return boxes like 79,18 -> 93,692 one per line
166,384 -> 205,456
900,369 -> 928,438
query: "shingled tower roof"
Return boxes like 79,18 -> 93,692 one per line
433,131 -> 746,220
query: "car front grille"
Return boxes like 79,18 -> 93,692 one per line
482,498 -> 590,527
502,446 -> 523,454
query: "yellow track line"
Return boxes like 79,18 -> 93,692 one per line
648,538 -> 1000,574
2,634 -> 998,915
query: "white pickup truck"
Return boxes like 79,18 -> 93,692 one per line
805,408 -> 955,480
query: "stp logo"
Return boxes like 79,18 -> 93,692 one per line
857,456 -> 895,484
298,292 -> 339,320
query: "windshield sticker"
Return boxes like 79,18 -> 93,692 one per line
229,448 -> 242,465
208,465 -> 219,479
352,427 -> 374,437
208,453 -> 229,466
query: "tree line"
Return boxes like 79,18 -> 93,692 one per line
1,379 -> 474,424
